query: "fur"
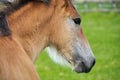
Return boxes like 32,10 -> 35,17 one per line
46,45 -> 71,67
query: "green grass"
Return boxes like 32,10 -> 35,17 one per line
35,12 -> 120,80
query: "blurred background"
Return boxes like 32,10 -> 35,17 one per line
35,0 -> 120,80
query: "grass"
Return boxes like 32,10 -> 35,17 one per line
35,12 -> 120,80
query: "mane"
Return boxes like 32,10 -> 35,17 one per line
0,0 -> 50,36
0,0 -> 29,14
0,0 -> 50,15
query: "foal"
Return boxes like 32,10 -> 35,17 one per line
0,0 -> 95,80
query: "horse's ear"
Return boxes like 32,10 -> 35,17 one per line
0,12 -> 11,36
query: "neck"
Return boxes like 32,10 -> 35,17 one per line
8,2 -> 53,61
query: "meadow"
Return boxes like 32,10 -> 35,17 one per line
35,12 -> 120,80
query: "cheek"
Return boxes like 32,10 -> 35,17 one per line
49,28 -> 74,60
51,24 -> 74,48
54,32 -> 73,56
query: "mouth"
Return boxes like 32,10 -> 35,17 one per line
74,62 -> 91,73
72,59 -> 96,73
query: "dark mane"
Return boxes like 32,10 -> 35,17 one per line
0,0 -> 31,15
0,0 -> 50,36
0,0 -> 50,15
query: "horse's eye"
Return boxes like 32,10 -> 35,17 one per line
73,18 -> 81,25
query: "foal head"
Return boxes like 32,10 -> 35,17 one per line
44,0 -> 95,73
2,0 -> 95,73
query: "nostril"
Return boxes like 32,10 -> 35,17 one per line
73,18 -> 81,25
81,61 -> 84,65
